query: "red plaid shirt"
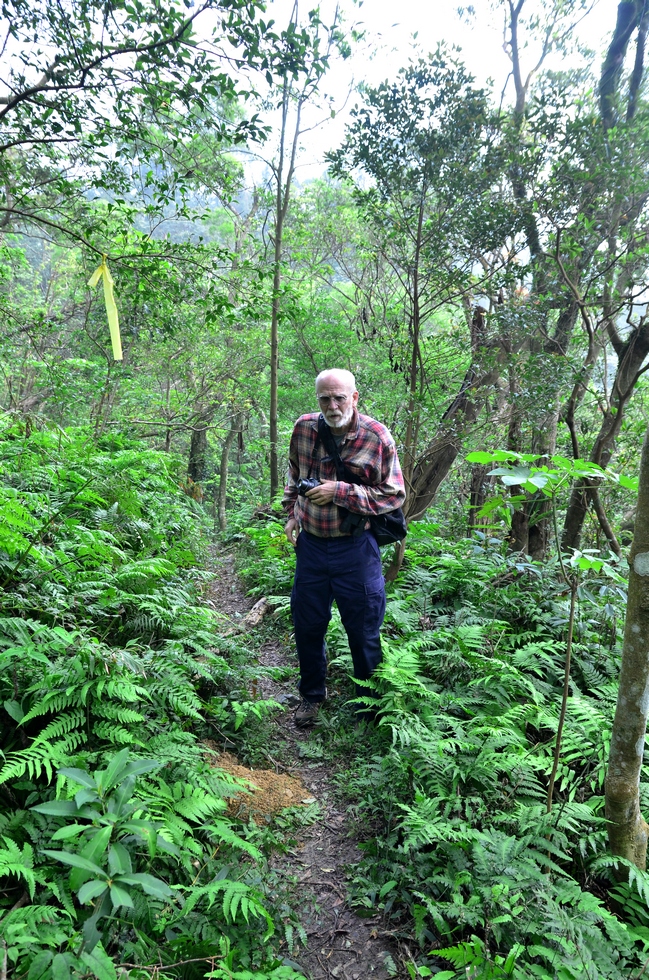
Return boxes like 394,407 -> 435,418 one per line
282,410 -> 406,538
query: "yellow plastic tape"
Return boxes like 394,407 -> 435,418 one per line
88,255 -> 123,361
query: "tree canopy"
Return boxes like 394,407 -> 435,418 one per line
2,1 -> 649,977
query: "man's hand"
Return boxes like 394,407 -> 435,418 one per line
285,518 -> 300,546
305,480 -> 337,505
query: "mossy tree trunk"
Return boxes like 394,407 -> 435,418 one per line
605,426 -> 649,868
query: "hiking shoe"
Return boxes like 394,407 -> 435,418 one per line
294,698 -> 321,728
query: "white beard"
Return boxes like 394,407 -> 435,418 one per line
324,403 -> 354,432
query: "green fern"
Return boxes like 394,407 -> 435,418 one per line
0,838 -> 44,898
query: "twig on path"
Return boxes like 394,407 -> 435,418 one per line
311,879 -> 346,899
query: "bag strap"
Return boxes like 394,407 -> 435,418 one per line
306,420 -> 325,480
317,414 -> 350,482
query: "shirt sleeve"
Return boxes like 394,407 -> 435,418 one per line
332,437 -> 405,516
281,426 -> 300,519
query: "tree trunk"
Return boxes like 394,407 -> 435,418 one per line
528,495 -> 553,561
468,464 -> 494,531
269,70 -> 304,500
404,307 -> 503,523
385,538 -> 406,583
402,196 -> 425,486
600,1 -> 643,131
605,424 -> 649,868
217,414 -> 242,532
269,240 -> 281,499
561,320 -> 649,553
506,359 -> 529,553
188,425 -> 208,483
406,376 -> 502,522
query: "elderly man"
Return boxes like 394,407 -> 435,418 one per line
283,369 -> 406,727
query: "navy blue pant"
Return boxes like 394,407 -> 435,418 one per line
291,530 -> 386,703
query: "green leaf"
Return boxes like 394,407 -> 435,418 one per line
379,879 -> 397,899
155,834 -> 181,857
3,699 -> 24,723
42,850 -> 107,876
75,788 -> 100,807
82,913 -> 103,954
109,882 -> 134,908
619,473 -> 639,490
466,451 -> 496,464
122,758 -> 162,779
118,872 -> 173,898
500,466 -> 533,485
78,879 -> 110,904
108,842 -> 132,875
80,944 -> 117,980
98,749 -> 131,793
80,824 -> 113,864
27,951 -> 53,980
32,800 -> 78,816
51,954 -> 71,980
51,824 -> 89,841
59,767 -> 98,789
525,473 -> 548,489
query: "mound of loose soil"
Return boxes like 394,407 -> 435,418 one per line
205,745 -> 314,823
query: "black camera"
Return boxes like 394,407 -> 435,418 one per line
296,478 -> 320,496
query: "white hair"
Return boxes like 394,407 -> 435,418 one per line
315,369 -> 356,391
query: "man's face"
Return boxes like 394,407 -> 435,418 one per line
316,375 -> 359,431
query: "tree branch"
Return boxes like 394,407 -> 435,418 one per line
0,4 -> 210,121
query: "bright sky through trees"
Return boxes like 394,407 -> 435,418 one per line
264,0 -> 618,176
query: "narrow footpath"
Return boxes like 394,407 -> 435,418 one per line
205,552 -> 402,980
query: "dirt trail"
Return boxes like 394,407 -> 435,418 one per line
205,552 -> 400,980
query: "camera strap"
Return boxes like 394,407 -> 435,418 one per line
315,414 -> 407,546
316,414 -> 348,481
306,418 -> 326,480
313,416 -> 366,537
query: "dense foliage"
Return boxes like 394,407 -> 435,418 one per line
3,0 -> 649,977
241,515 -> 649,979
0,418 -> 301,980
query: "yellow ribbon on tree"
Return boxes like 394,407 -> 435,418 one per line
88,254 -> 123,361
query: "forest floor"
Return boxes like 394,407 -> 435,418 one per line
205,550 -> 402,980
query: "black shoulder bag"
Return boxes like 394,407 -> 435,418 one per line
316,415 -> 407,547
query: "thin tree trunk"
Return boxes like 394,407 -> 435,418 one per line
590,487 -> 622,557
600,0 -> 642,131
405,308 -> 503,524
605,424 -> 649,868
269,76 -> 303,500
385,538 -> 406,583
561,320 -> 649,552
269,77 -> 288,501
217,414 -> 242,532
188,425 -> 208,483
164,378 -> 172,452
468,464 -> 494,530
402,196 -> 425,486
506,359 -> 529,553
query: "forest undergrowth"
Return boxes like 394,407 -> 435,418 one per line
3,412 -> 649,980
237,512 -> 649,980
0,417 -> 307,980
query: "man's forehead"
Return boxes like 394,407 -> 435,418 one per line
316,374 -> 354,393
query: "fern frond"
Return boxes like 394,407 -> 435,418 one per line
0,732 -> 85,785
